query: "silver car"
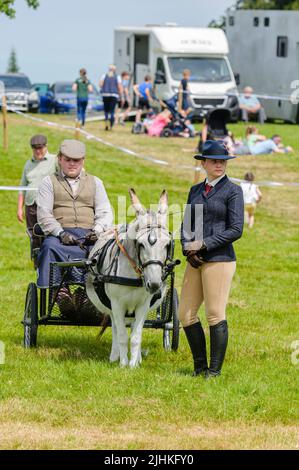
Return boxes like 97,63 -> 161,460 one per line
0,73 -> 39,112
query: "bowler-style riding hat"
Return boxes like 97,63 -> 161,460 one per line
194,140 -> 236,160
59,139 -> 86,159
30,134 -> 47,148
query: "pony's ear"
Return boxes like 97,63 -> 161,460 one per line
158,189 -> 168,215
129,188 -> 146,216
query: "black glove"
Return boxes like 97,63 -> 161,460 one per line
186,250 -> 204,269
84,230 -> 98,246
59,231 -> 78,245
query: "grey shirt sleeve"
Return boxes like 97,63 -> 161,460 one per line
19,162 -> 29,196
93,177 -> 114,234
37,176 -> 63,237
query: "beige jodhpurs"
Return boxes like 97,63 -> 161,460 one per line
178,261 -> 236,327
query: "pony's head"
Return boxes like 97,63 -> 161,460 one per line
128,189 -> 172,294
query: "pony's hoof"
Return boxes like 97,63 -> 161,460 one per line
129,356 -> 142,368
120,359 -> 129,368
129,361 -> 140,369
109,352 -> 120,363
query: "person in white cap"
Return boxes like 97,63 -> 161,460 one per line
36,139 -> 113,288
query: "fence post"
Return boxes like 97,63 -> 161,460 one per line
2,95 -> 8,152
75,121 -> 80,140
193,161 -> 205,184
0,81 -> 8,152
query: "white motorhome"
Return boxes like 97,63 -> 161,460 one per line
114,25 -> 239,119
226,9 -> 299,123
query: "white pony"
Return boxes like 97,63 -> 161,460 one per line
86,189 -> 172,368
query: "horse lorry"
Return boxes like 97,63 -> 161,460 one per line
226,9 -> 299,123
113,25 -> 239,120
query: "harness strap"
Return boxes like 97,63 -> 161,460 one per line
114,228 -> 143,278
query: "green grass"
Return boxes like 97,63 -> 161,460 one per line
0,114 -> 298,449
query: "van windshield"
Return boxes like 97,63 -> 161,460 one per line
168,57 -> 232,83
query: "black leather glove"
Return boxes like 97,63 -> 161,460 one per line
186,250 -> 204,268
59,231 -> 78,245
84,230 -> 98,246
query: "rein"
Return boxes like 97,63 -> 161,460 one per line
114,228 -> 143,277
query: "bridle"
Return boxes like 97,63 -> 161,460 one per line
114,225 -> 172,279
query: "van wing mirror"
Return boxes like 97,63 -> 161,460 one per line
155,71 -> 166,85
234,73 -> 240,86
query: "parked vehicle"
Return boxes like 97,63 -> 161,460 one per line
32,83 -> 50,96
42,81 -> 104,114
226,9 -> 299,123
0,73 -> 39,112
114,25 -> 239,120
32,83 -> 50,113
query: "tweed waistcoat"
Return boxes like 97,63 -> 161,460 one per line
51,172 -> 96,228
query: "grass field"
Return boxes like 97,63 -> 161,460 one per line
0,113 -> 298,450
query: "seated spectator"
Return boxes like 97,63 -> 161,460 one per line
250,134 -> 292,155
146,109 -> 172,137
245,126 -> 266,146
239,86 -> 266,124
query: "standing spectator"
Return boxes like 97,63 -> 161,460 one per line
99,65 -> 123,131
178,69 -> 193,116
179,140 -> 244,378
17,135 -> 56,258
115,71 -> 131,125
239,86 -> 266,124
240,172 -> 262,229
17,135 -> 56,231
72,68 -> 93,127
133,75 -> 154,123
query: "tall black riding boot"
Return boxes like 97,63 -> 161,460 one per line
209,320 -> 228,377
183,322 -> 208,376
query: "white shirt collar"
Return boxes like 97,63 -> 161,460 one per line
205,174 -> 226,187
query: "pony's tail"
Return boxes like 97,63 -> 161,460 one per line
96,314 -> 110,341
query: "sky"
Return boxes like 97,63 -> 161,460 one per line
0,0 -> 234,86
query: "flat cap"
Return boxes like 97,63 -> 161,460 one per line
59,139 -> 86,159
30,134 -> 47,147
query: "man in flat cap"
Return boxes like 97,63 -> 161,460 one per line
17,135 -> 56,230
36,139 -> 113,288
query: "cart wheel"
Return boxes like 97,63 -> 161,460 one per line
163,288 -> 180,351
23,283 -> 38,348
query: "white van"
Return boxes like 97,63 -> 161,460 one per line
114,25 -> 239,120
